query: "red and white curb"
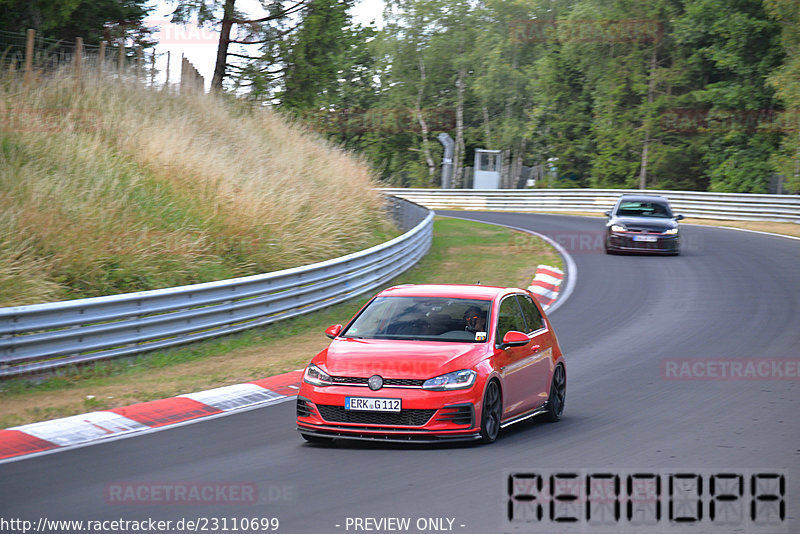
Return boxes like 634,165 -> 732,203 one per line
0,371 -> 303,462
528,265 -> 564,310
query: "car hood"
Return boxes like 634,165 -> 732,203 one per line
611,216 -> 678,231
315,338 -> 485,379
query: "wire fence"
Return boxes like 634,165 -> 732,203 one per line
0,29 -> 204,92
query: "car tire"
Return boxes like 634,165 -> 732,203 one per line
301,433 -> 334,444
479,380 -> 502,444
544,364 -> 566,422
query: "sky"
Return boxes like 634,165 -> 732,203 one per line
145,0 -> 386,91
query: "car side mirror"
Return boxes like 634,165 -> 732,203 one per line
675,214 -> 684,221
604,210 -> 611,217
498,330 -> 529,350
325,324 -> 343,339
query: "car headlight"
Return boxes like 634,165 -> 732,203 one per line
422,369 -> 476,391
610,224 -> 626,232
304,364 -> 333,386
663,228 -> 678,235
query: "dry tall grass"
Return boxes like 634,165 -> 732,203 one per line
0,75 -> 394,306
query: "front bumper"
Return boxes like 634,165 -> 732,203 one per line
296,386 -> 482,442
607,232 -> 679,254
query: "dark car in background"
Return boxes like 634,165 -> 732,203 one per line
605,194 -> 684,255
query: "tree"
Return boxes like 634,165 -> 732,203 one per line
0,0 -> 151,45
674,0 -> 784,193
764,0 -> 800,193
169,0 -> 308,91
279,0 -> 354,110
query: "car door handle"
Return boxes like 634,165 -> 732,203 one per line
530,344 -> 540,352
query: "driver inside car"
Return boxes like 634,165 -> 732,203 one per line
463,306 -> 487,333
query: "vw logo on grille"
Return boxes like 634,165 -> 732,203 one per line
368,375 -> 384,391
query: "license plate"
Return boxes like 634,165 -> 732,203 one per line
633,235 -> 658,242
345,397 -> 401,412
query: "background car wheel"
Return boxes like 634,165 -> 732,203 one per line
301,433 -> 334,444
544,364 -> 566,422
480,380 -> 502,443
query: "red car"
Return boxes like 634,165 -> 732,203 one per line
296,284 -> 566,444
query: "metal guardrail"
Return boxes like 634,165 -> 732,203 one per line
0,197 -> 433,377
381,188 -> 800,223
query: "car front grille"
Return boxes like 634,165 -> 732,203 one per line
330,376 -> 368,385
316,405 -> 436,426
329,375 -> 426,388
610,235 -> 677,252
384,378 -> 426,387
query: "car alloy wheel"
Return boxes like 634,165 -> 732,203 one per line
480,380 -> 502,443
544,364 -> 566,422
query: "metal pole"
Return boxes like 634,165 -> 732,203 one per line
150,50 -> 155,87
165,50 -> 170,89
438,133 -> 455,189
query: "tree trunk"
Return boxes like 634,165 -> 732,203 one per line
482,106 -> 492,148
500,149 -> 511,189
453,67 -> 466,188
414,57 -> 436,181
511,137 -> 527,188
639,46 -> 657,189
212,0 -> 236,91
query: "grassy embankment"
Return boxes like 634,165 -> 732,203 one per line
0,75 -> 394,306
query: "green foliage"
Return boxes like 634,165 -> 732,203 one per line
280,0 -> 355,110
763,0 -> 800,193
278,0 -> 793,194
0,0 -> 151,45
6,0 -> 799,199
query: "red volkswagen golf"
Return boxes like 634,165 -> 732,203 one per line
296,284 -> 566,444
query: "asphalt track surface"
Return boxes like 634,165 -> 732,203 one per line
1,212 -> 798,534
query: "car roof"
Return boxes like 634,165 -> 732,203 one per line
377,284 -> 519,300
617,194 -> 670,203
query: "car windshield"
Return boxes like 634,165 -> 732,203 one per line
341,296 -> 492,343
616,200 -> 673,218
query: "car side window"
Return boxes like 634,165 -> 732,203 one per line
517,294 -> 544,333
496,297 -> 527,342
